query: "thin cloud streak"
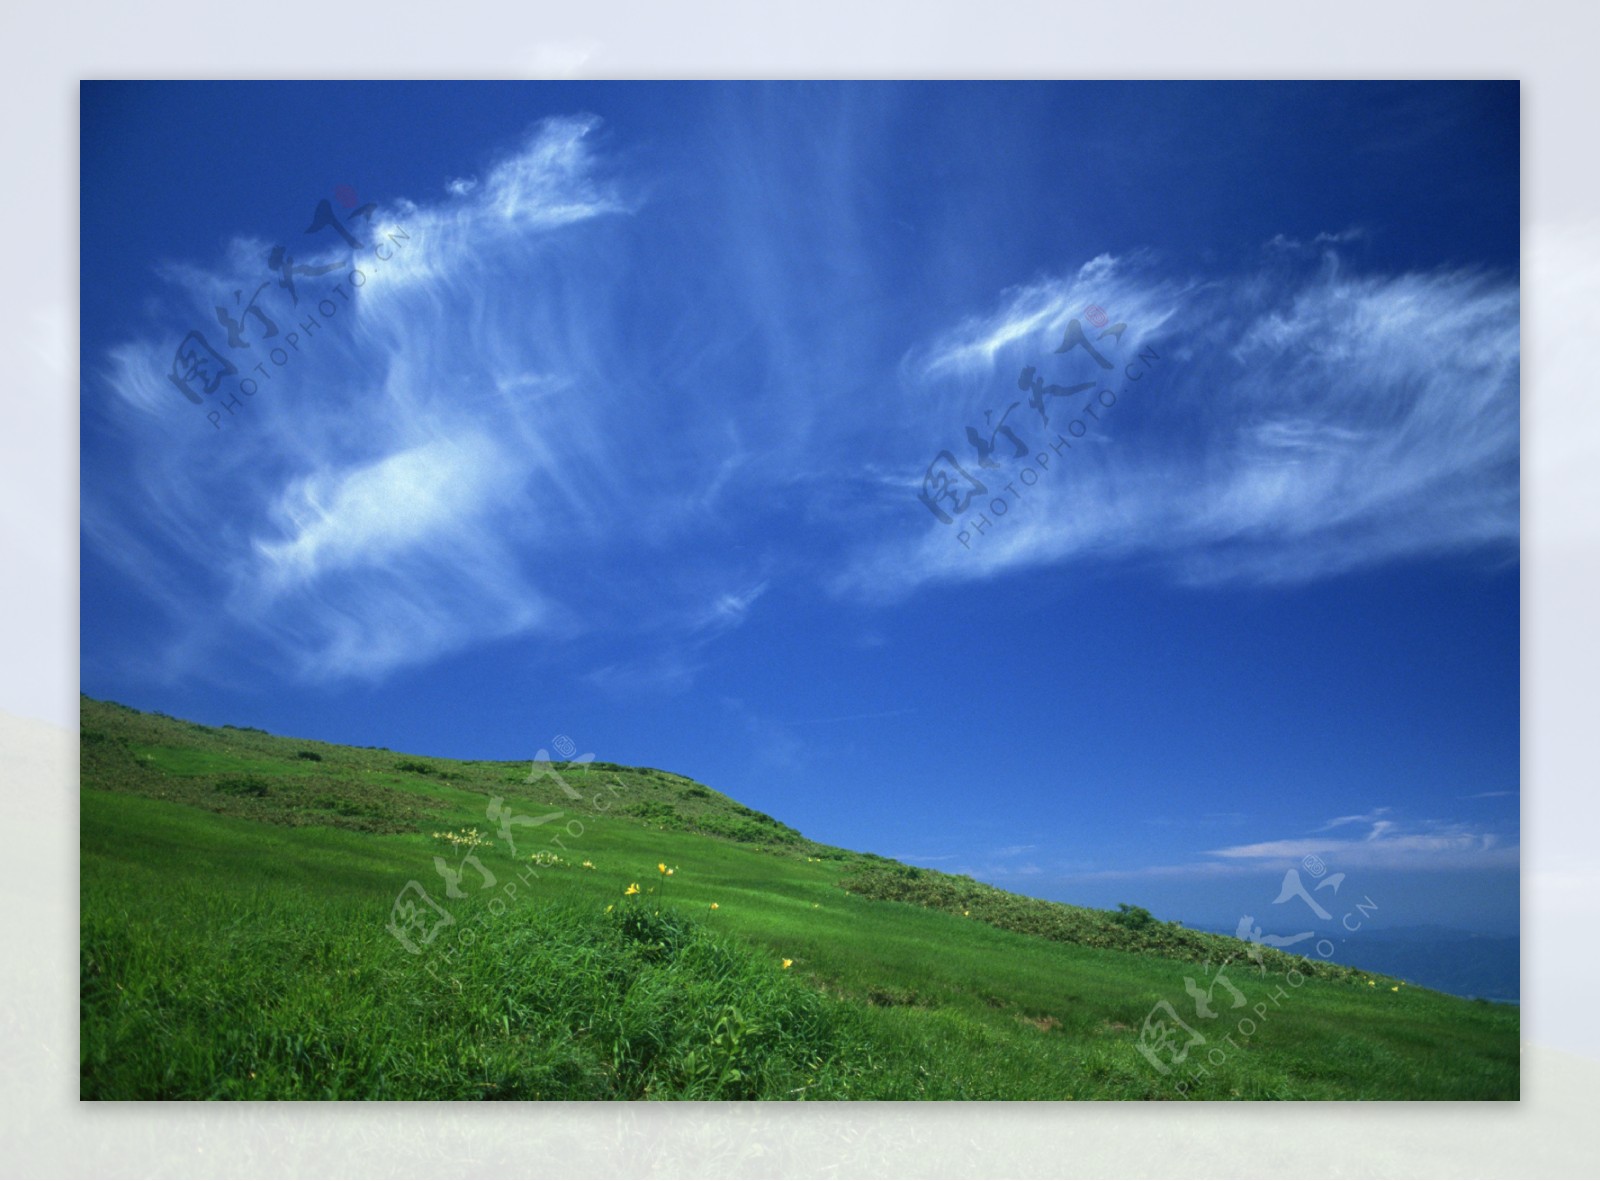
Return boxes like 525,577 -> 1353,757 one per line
836,253 -> 1518,601
1050,807 -> 1519,883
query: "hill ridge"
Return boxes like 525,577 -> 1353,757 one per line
79,693 -> 1519,1100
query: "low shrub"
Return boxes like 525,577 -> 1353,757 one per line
1111,903 -> 1155,930
838,863 -> 1363,982
214,776 -> 270,797
624,801 -> 681,824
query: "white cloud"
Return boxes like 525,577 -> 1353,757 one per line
1057,808 -> 1518,881
993,844 -> 1038,857
1314,807 -> 1393,833
1205,817 -> 1517,872
1266,227 -> 1367,252
253,434 -> 515,588
697,582 -> 768,632
82,116 -> 712,684
836,251 -> 1519,600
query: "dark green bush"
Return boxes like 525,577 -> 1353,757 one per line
614,905 -> 691,963
693,812 -> 800,846
1111,903 -> 1155,930
624,801 -> 681,823
214,776 -> 270,797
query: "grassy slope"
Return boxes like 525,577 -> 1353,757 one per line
79,696 -> 1519,1100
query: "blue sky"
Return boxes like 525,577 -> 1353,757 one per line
80,81 -> 1520,935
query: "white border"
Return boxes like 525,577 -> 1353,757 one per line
6,0 -> 1597,1175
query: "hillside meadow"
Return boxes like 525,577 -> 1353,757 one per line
79,696 -> 1519,1100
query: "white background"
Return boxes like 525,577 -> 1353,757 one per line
2,0 -> 1595,1176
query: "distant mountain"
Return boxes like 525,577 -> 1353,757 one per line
1327,927 -> 1519,1003
1196,923 -> 1519,1003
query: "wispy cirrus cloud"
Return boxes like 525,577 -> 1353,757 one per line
581,581 -> 771,699
1205,824 -> 1516,871
697,583 -> 769,633
83,115 -> 773,684
835,250 -> 1518,600
1314,807 -> 1393,834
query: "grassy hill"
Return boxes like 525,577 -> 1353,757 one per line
78,696 -> 1519,1100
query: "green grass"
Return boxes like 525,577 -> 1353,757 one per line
79,695 -> 1519,1100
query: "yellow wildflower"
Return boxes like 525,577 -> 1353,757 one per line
782,959 -> 793,970
658,862 -> 668,874
581,860 -> 595,870
624,883 -> 640,896
709,903 -> 719,910
1391,985 -> 1400,992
